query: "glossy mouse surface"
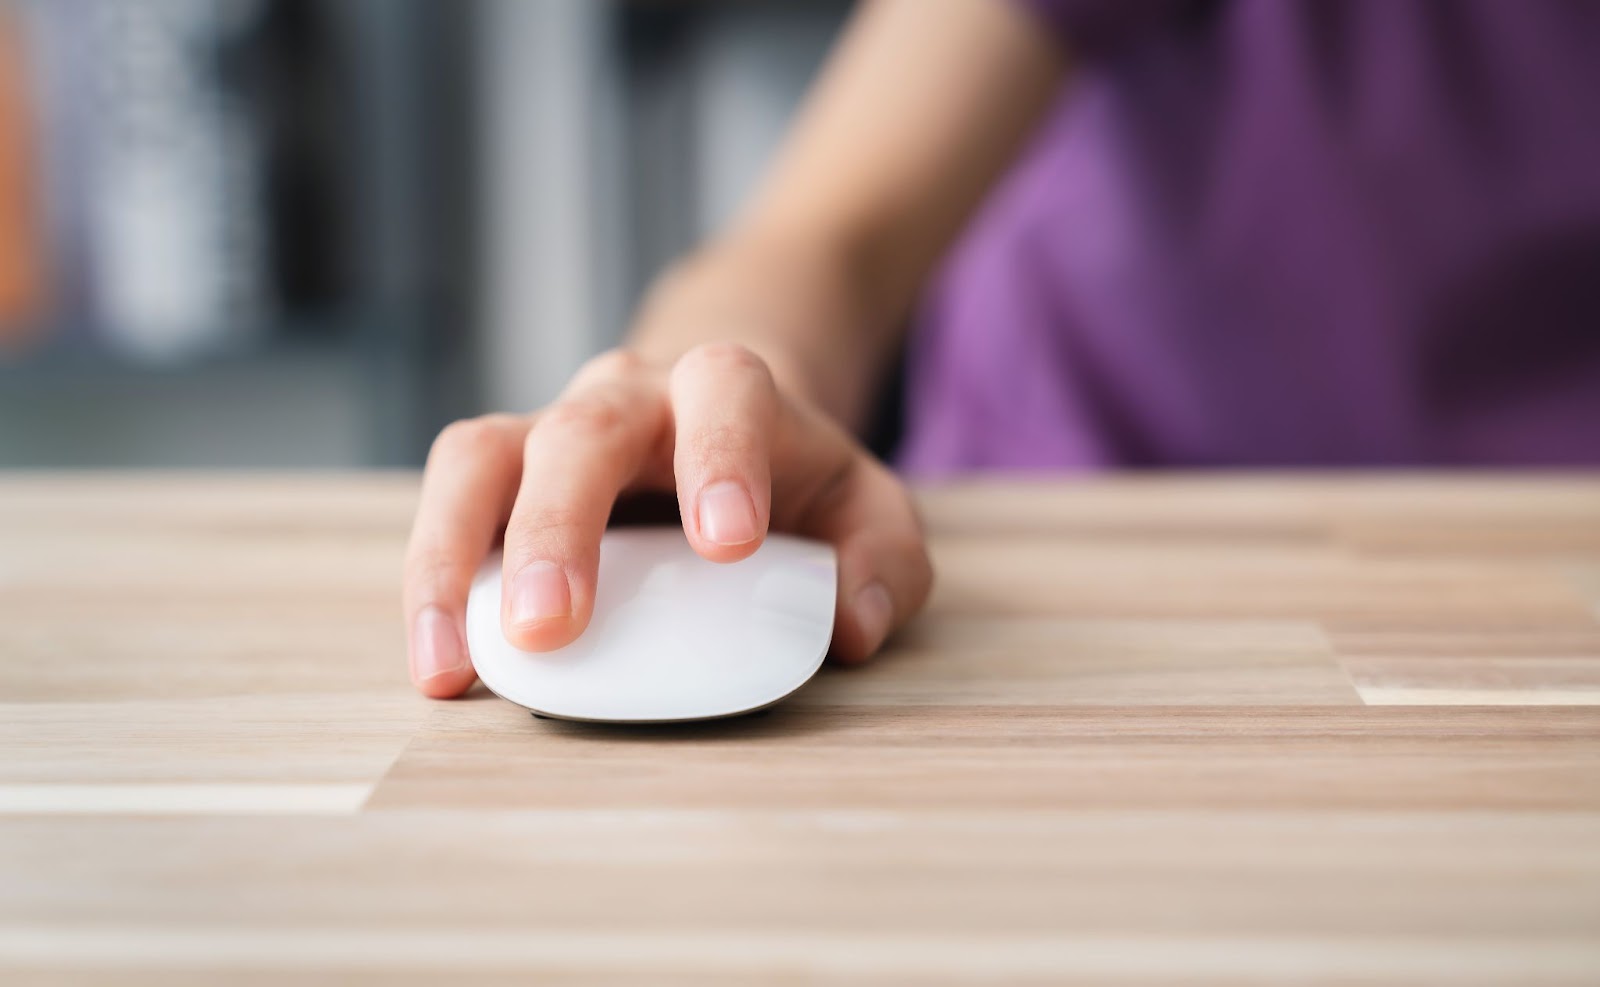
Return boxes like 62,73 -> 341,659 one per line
466,528 -> 837,723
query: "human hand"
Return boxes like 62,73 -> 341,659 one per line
402,343 -> 933,698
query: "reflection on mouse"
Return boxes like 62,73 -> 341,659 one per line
465,528 -> 837,723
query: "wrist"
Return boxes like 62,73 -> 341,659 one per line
628,235 -> 885,427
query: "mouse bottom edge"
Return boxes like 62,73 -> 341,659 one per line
528,704 -> 777,725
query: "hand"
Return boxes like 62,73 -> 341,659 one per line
402,342 -> 934,698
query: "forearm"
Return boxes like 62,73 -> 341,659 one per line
632,0 -> 1067,431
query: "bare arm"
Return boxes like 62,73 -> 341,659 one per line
632,0 -> 1066,428
403,0 -> 1068,698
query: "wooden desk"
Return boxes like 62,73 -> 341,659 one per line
2,473 -> 1598,985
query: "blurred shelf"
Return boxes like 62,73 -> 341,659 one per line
1,0 -> 477,469
0,318 -> 430,468
0,322 -> 382,382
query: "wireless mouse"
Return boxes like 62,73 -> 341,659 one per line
465,528 -> 837,723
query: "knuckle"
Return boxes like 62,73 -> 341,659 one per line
431,416 -> 510,463
685,421 -> 761,460
478,412 -> 526,431
579,347 -> 645,382
507,505 -> 587,548
532,395 -> 628,442
404,545 -> 469,595
678,341 -> 771,381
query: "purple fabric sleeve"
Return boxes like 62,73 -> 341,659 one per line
903,0 -> 1600,472
1012,0 -> 1192,58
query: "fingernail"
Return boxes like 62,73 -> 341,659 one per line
510,560 -> 572,625
412,605 -> 467,681
697,481 -> 758,546
853,582 -> 894,654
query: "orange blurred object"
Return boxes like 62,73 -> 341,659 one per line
0,3 -> 46,343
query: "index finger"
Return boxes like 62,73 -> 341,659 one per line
403,414 -> 528,697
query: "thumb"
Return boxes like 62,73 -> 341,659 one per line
806,458 -> 934,662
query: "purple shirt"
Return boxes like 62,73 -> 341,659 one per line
900,0 -> 1600,473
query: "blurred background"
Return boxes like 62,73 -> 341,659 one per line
0,0 -> 848,466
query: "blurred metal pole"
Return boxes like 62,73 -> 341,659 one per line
478,0 -> 626,416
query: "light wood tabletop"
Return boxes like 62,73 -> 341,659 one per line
2,472 -> 1599,985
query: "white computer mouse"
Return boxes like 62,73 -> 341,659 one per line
465,528 -> 837,723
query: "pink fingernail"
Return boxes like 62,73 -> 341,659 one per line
697,481 -> 758,546
510,560 -> 572,625
413,605 -> 467,681
854,582 -> 894,654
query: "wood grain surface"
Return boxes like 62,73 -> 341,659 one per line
2,472 -> 1598,985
